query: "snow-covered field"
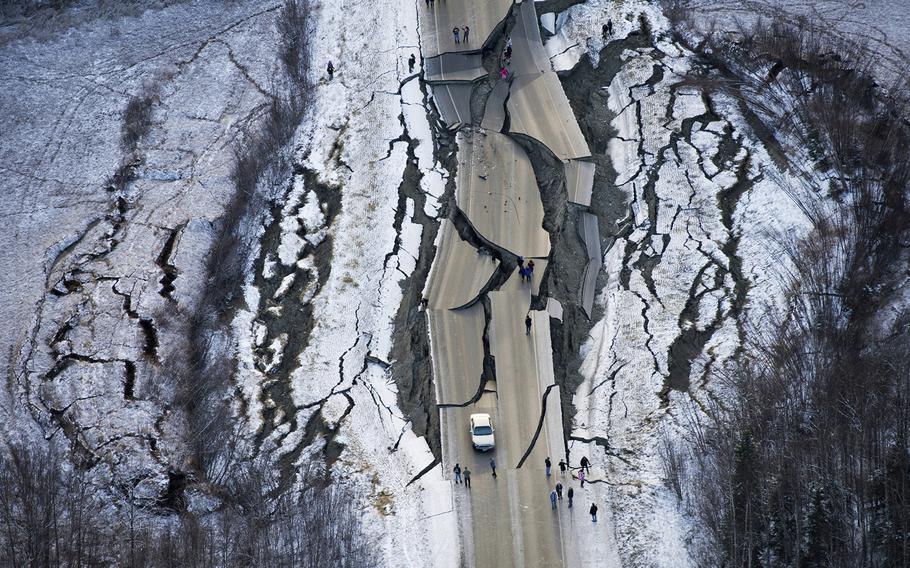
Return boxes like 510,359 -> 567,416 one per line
546,1 -> 815,564
234,0 -> 457,564
1,0 -> 286,496
679,0 -> 910,81
1,0 -> 452,564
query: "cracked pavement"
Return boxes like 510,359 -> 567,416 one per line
420,0 -> 607,565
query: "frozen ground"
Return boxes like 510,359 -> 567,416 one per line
543,0 -> 656,71
1,0 -> 452,564
1,0 -> 286,497
547,0 -> 815,564
678,0 -> 910,81
2,0 -> 884,565
233,0 -> 456,565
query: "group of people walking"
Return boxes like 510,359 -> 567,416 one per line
519,257 -> 536,336
547,455 -> 597,520
454,455 -> 598,521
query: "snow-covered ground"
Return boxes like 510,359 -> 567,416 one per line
1,0 -> 286,496
547,1 -> 815,564
232,1 -> 456,566
543,0 -> 656,71
679,0 -> 910,82
1,0 -> 453,564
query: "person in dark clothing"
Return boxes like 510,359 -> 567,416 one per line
607,19 -> 613,35
454,463 -> 462,484
559,459 -> 567,475
545,457 -> 552,477
490,457 -> 497,478
602,23 -> 608,39
527,260 -> 535,278
463,26 -> 470,43
525,314 -> 532,335
408,53 -> 416,73
556,482 -> 563,500
567,487 -> 574,508
453,27 -> 460,44
464,467 -> 472,488
580,456 -> 590,474
326,61 -> 335,80
590,503 -> 598,522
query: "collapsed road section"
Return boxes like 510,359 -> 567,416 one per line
417,0 -> 609,565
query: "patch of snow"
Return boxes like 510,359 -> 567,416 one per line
545,0 -> 668,71
541,12 -> 557,35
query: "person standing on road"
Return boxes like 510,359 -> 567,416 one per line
580,456 -> 590,474
556,482 -> 563,500
590,502 -> 598,522
527,260 -> 535,278
525,314 -> 532,336
545,457 -> 552,477
463,26 -> 470,44
490,457 -> 497,478
567,487 -> 574,508
500,66 -> 509,81
454,463 -> 462,484
578,469 -> 586,488
559,459 -> 567,475
453,27 -> 460,44
408,53 -> 416,73
326,61 -> 335,80
550,489 -> 558,510
464,467 -> 472,488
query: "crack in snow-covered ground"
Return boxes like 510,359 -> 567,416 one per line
2,0 -> 454,563
231,0 -> 456,565
549,2 -> 815,564
1,0 -> 286,501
